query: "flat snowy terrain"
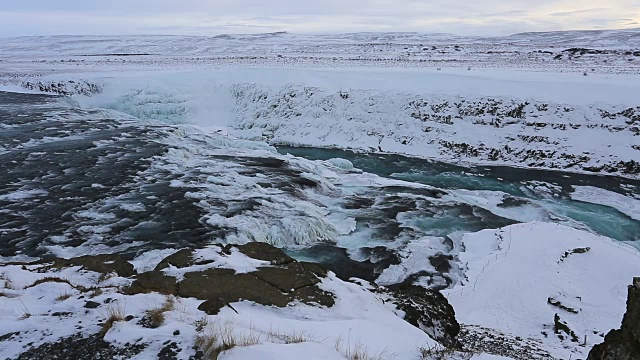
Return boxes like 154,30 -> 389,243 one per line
1,30 -> 639,360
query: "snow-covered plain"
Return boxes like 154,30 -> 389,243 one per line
1,30 -> 640,359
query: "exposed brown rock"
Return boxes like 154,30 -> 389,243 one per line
252,262 -> 325,292
154,249 -> 195,271
123,271 -> 177,295
235,242 -> 294,265
53,254 -> 135,277
125,245 -> 335,315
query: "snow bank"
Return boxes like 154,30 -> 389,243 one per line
442,222 -> 640,359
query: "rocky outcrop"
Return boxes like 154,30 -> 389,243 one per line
52,254 -> 136,277
21,79 -> 103,96
377,280 -> 461,347
125,243 -> 335,314
588,278 -> 640,360
123,243 -> 464,346
231,84 -> 640,178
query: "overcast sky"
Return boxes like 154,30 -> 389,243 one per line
1,0 -> 639,37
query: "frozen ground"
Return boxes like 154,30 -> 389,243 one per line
1,30 -> 639,360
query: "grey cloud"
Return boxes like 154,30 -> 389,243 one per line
0,0 -> 638,37
549,8 -> 608,17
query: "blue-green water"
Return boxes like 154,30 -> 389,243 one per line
278,146 -> 640,247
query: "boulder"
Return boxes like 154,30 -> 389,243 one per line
235,242 -> 294,265
154,249 -> 195,271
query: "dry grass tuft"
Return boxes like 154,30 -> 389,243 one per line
145,296 -> 175,328
419,344 -> 475,360
268,328 -> 311,344
90,288 -> 103,298
195,317 -> 209,333
27,276 -> 73,288
335,335 -> 390,360
99,304 -> 126,338
0,273 -> 12,289
27,276 -> 112,294
194,321 -> 261,360
194,333 -> 219,359
55,289 -> 72,301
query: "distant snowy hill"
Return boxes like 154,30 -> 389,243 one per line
0,30 -> 640,73
1,29 -> 639,57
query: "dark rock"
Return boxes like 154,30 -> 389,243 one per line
15,333 -> 145,360
125,315 -> 135,322
588,278 -> 640,360
235,242 -> 294,265
53,254 -> 135,277
84,301 -> 100,309
381,281 -> 460,347
158,341 -> 180,360
126,244 -> 335,314
497,196 -> 530,208
252,262 -> 324,292
429,253 -> 453,273
173,330 -> 180,336
560,247 -> 591,262
289,284 -> 335,307
51,312 -> 73,317
181,269 -> 290,310
554,313 -> 579,342
547,297 -> 579,314
124,271 -> 178,295
0,331 -> 20,342
154,249 -> 195,271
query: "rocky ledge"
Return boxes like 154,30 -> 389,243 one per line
588,278 -> 640,360
0,242 -> 460,359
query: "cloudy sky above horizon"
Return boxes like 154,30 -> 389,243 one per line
0,0 -> 639,37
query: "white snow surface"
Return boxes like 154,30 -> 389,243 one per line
0,256 -> 443,360
442,222 -> 640,359
1,30 -> 640,74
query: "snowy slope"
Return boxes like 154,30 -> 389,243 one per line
442,222 -> 640,359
